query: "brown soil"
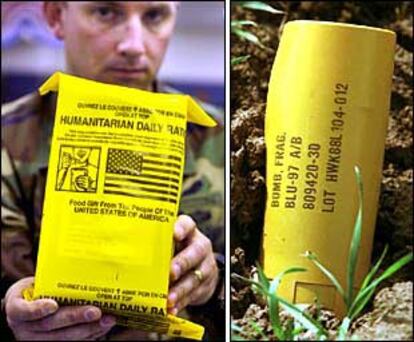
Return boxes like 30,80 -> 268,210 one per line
231,1 -> 413,340
351,281 -> 413,340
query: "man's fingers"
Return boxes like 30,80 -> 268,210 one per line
169,272 -> 197,307
6,297 -> 58,322
172,276 -> 216,314
170,231 -> 212,281
15,306 -> 102,332
169,217 -> 220,314
5,276 -> 58,322
21,316 -> 116,341
173,215 -> 196,241
168,257 -> 214,308
4,277 -> 116,341
4,276 -> 34,304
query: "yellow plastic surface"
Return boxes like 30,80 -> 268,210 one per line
32,72 -> 216,340
263,21 -> 395,316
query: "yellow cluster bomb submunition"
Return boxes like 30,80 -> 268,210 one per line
263,21 -> 396,316
27,72 -> 216,340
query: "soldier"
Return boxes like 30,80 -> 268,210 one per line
1,2 -> 224,340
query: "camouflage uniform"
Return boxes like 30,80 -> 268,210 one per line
1,82 -> 224,340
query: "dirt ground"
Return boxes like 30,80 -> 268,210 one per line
231,1 -> 412,340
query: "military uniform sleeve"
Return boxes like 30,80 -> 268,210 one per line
1,145 -> 35,296
180,122 -> 225,256
1,93 -> 43,298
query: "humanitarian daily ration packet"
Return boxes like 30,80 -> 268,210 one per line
25,72 -> 216,340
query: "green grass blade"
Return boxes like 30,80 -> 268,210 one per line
271,293 -> 329,337
268,267 -> 306,340
249,320 -> 268,340
231,28 -> 264,47
359,245 -> 388,291
240,1 -> 285,14
231,322 -> 245,341
255,263 -> 285,338
348,286 -> 376,321
283,318 -> 295,340
233,275 -> 328,337
231,55 -> 251,66
232,276 -> 329,338
346,165 -> 364,309
231,333 -> 246,341
316,332 -> 329,341
357,251 -> 413,299
315,296 -> 322,321
303,251 -> 346,303
231,322 -> 243,333
231,20 -> 258,28
268,290 -> 284,340
348,251 -> 413,319
231,272 -> 267,296
270,267 -> 307,293
291,325 -> 305,340
255,262 -> 270,289
337,316 -> 351,340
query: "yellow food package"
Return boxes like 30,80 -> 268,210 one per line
263,21 -> 395,315
29,72 -> 216,340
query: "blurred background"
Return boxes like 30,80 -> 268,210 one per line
1,1 -> 224,107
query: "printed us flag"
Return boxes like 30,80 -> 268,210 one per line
104,148 -> 182,204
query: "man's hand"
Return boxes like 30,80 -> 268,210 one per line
5,277 -> 116,340
167,215 -> 219,315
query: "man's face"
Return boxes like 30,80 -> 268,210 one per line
53,2 -> 177,90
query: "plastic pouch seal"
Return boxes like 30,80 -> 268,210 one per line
23,284 -> 203,340
32,72 -> 217,340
